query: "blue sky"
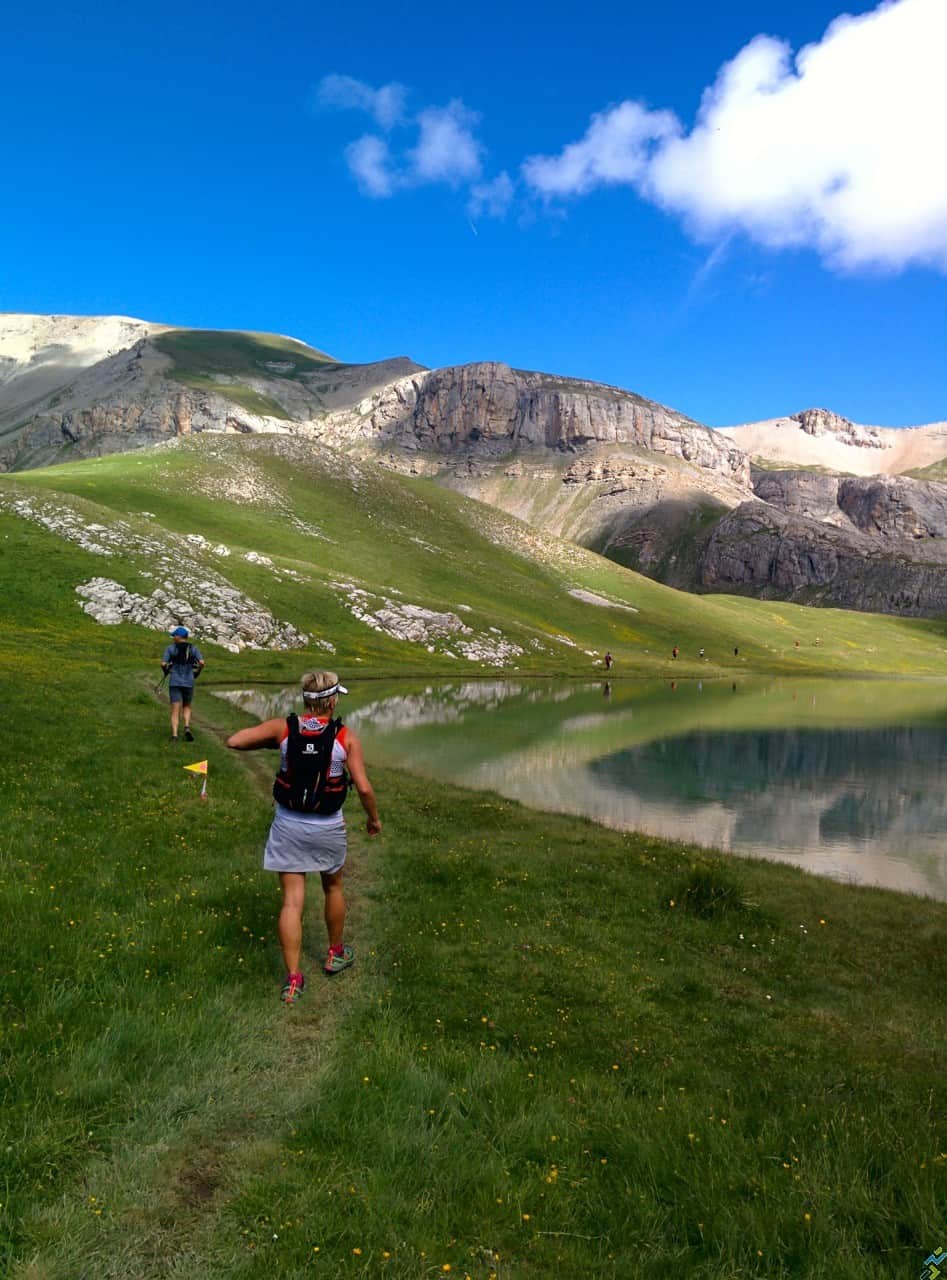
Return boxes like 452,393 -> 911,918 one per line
2,0 -> 945,426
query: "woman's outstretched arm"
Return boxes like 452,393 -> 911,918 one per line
227,717 -> 285,750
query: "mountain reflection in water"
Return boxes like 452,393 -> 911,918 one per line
588,727 -> 947,865
216,679 -> 947,900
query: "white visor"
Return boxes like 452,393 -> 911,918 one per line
303,683 -> 348,701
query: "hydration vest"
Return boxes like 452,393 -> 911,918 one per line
165,642 -> 200,675
273,714 -> 349,815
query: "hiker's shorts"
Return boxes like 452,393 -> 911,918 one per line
169,685 -> 194,705
263,805 -> 347,875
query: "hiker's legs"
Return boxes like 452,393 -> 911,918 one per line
169,689 -> 182,736
320,868 -> 346,949
278,872 -> 307,975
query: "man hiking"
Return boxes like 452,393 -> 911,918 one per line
160,626 -> 204,742
226,671 -> 381,1003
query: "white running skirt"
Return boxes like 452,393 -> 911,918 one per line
263,805 -> 347,874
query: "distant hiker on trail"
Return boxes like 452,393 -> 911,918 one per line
226,671 -> 381,1004
604,651 -> 613,671
672,646 -> 679,660
161,626 -> 204,743
699,647 -> 705,660
733,646 -> 739,657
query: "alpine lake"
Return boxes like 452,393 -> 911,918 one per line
214,677 -> 947,902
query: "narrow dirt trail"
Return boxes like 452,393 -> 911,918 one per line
45,691 -> 384,1280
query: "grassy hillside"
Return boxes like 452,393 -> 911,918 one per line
5,433 -> 947,682
905,458 -> 947,481
154,330 -> 338,421
0,436 -> 945,1277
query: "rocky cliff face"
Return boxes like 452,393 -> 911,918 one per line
325,361 -> 750,488
697,471 -> 947,615
790,408 -> 887,450
752,469 -> 947,540
312,361 -> 755,564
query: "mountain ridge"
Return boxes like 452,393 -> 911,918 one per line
6,312 -> 947,619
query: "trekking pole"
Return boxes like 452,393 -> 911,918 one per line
154,670 -> 170,696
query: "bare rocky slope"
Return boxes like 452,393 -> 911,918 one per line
719,407 -> 947,476
6,313 -> 947,618
0,314 -> 422,471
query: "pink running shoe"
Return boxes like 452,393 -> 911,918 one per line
280,972 -> 305,1003
324,944 -> 354,975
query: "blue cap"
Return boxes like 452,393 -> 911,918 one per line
170,626 -> 190,639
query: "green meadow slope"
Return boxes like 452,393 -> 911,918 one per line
4,432 -> 947,681
153,330 -> 339,421
1,436 -> 945,1278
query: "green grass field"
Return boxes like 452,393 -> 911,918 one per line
154,330 -> 338,422
1,437 -> 945,1277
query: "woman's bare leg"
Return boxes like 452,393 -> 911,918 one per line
320,868 -> 346,949
278,872 -> 307,974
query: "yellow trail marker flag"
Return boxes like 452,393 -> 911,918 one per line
183,759 -> 209,800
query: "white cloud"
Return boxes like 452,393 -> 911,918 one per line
345,135 -> 396,197
410,100 -> 483,185
523,102 -> 678,196
321,78 -> 490,200
317,74 -> 406,130
468,171 -> 515,219
521,0 -> 947,273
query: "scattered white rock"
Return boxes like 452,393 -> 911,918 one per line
192,459 -> 284,507
454,635 -> 525,665
569,587 -> 638,613
75,577 -> 310,653
332,580 -> 524,666
409,535 -> 438,553
0,491 -> 316,653
290,515 -> 334,542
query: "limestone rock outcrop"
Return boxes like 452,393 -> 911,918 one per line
752,469 -> 947,540
790,408 -> 885,450
326,362 -> 749,488
699,495 -> 947,616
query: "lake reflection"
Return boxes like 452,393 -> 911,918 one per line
216,678 -> 947,900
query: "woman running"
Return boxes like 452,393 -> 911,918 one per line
227,670 -> 381,1002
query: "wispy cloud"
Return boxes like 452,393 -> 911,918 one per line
468,171 -> 514,220
345,135 -> 397,197
409,101 -> 483,186
521,0 -> 947,273
523,102 -> 677,196
317,74 -> 406,130
318,73 -> 510,213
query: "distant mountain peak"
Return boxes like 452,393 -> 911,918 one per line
791,408 -> 854,436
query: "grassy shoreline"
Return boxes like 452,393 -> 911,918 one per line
2,663 -> 945,1279
1,436 -> 946,1275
